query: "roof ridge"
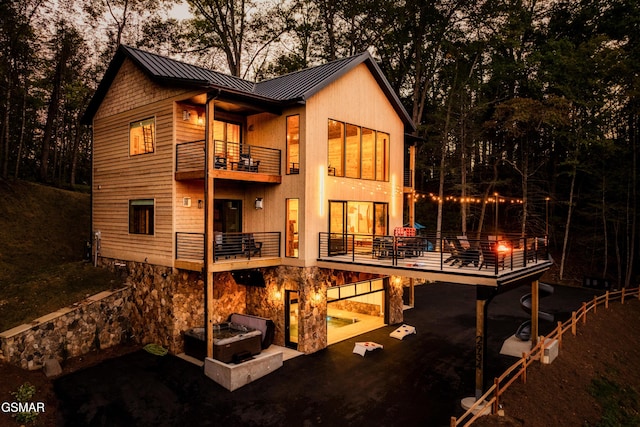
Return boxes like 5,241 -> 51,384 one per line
257,51 -> 370,85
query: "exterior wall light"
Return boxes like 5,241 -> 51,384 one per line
255,197 -> 263,209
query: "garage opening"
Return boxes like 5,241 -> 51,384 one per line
326,277 -> 388,345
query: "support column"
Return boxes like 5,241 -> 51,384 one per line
475,286 -> 497,400
204,96 -> 216,359
531,279 -> 539,346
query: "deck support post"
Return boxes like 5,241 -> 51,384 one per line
531,279 -> 539,346
204,94 -> 218,359
475,286 -> 497,400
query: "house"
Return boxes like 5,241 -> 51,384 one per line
83,45 -> 417,356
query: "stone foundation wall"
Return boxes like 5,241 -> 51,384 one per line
0,259 -> 406,370
102,259 -> 250,354
0,288 -> 131,370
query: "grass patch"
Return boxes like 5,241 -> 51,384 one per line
0,180 -> 123,332
590,376 -> 640,427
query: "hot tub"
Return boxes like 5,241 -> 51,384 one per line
184,323 -> 262,363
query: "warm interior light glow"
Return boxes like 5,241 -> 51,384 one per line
391,175 -> 396,217
319,165 -> 325,216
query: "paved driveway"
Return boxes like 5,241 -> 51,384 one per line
54,282 -> 601,427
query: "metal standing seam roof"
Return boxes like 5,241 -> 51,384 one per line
124,45 -> 255,93
83,45 -> 415,130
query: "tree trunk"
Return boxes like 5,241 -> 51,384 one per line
14,81 -> 28,180
601,174 -> 608,278
624,116 -> 636,287
559,162 -> 577,281
1,71 -> 12,180
39,41 -> 70,182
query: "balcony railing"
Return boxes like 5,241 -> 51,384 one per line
318,232 -> 549,277
176,140 -> 281,175
176,231 -> 281,262
403,169 -> 413,187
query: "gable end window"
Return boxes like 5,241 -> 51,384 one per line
130,118 -> 155,156
327,119 -> 389,181
129,199 -> 154,235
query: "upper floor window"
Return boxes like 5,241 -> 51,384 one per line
327,119 -> 389,181
287,115 -> 300,174
130,118 -> 155,156
129,199 -> 154,235
328,119 -> 344,177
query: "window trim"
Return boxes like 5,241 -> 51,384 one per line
286,115 -> 300,175
327,118 -> 390,182
129,117 -> 156,157
129,199 -> 155,235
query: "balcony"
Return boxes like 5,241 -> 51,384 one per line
175,140 -> 281,183
403,169 -> 413,188
318,232 -> 552,287
175,231 -> 281,272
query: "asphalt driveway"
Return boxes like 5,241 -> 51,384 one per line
54,282 -> 601,427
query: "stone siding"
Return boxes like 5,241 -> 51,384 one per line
0,260 -> 405,370
0,288 -> 131,370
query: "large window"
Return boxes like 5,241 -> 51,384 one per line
329,200 -> 388,236
327,119 -> 389,181
345,124 -> 361,178
129,199 -> 154,235
213,119 -> 241,162
376,132 -> 389,181
287,115 -> 300,174
328,120 -> 344,176
286,199 -> 299,257
129,118 -> 155,156
361,128 -> 375,180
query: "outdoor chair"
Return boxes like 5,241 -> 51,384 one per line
444,238 -> 462,265
453,237 -> 479,267
478,241 -> 505,271
243,235 -> 262,258
239,154 -> 260,172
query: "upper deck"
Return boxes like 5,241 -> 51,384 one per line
317,232 -> 552,287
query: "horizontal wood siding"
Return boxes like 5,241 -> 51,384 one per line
92,60 -> 204,267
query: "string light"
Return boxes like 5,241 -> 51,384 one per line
406,191 -> 524,204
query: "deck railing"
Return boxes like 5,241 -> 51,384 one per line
450,286 -> 640,427
176,231 -> 281,261
318,232 -> 549,275
403,169 -> 413,187
176,140 -> 281,175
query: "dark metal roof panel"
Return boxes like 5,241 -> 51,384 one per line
123,45 -> 255,93
254,53 -> 368,100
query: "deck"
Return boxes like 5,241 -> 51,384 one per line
317,232 -> 552,287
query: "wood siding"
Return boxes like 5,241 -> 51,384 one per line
92,59 -> 202,266
303,63 -> 405,263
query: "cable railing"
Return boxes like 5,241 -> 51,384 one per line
176,231 -> 281,262
450,286 -> 640,427
176,140 -> 281,175
318,232 -> 549,276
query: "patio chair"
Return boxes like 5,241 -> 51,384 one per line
453,237 -> 479,267
478,241 -> 505,271
243,235 -> 262,258
239,154 -> 260,172
443,238 -> 462,265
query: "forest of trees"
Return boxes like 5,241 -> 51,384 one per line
1,0 -> 638,286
